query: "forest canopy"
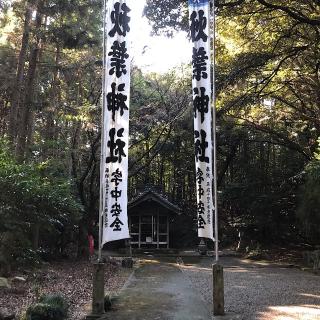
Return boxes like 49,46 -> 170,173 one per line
0,0 -> 319,272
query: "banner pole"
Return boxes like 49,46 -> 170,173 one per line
98,0 -> 107,263
211,0 -> 219,262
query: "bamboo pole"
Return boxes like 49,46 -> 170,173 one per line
98,0 -> 107,262
211,0 -> 219,262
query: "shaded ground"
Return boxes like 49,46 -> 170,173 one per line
103,259 -> 212,320
0,260 -> 131,320
4,251 -> 318,320
242,244 -> 314,266
181,256 -> 320,320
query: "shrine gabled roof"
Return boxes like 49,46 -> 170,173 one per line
128,189 -> 181,214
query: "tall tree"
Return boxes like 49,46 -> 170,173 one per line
9,0 -> 33,142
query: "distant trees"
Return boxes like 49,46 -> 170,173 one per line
297,139 -> 320,243
145,0 -> 320,246
5,0 -> 102,160
0,0 -> 103,269
0,0 -> 319,273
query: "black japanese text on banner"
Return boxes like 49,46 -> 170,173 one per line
102,0 -> 131,244
189,0 -> 214,241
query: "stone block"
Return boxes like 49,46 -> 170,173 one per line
0,278 -> 10,289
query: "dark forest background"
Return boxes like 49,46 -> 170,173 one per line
0,0 -> 319,274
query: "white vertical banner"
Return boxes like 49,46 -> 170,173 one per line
101,0 -> 131,244
189,0 -> 215,241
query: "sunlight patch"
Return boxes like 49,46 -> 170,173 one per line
260,305 -> 320,320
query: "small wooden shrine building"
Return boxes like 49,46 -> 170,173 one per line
128,189 -> 181,249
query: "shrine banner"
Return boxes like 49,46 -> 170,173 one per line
101,0 -> 131,244
189,0 -> 214,240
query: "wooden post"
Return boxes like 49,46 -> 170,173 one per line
92,263 -> 105,315
138,214 -> 141,249
213,263 -> 224,316
128,238 -> 133,257
157,210 -> 160,249
167,215 -> 169,249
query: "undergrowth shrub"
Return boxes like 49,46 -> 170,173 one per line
24,294 -> 68,320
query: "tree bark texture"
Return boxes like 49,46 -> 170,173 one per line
15,0 -> 44,160
9,3 -> 33,142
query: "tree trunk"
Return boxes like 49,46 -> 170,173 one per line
77,218 -> 89,259
32,223 -> 40,251
144,137 -> 150,184
15,1 -> 44,160
9,3 -> 33,142
44,44 -> 61,157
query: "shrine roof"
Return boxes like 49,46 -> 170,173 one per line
128,189 -> 181,214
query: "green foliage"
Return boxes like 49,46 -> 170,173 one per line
315,138 -> 320,161
0,0 -> 319,260
39,294 -> 68,314
104,295 -> 112,312
26,303 -> 66,320
144,0 -> 189,36
143,0 -> 320,248
0,141 -> 82,223
297,139 -> 320,243
25,294 -> 68,320
0,140 -> 82,270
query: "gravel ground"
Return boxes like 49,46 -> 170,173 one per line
180,256 -> 320,320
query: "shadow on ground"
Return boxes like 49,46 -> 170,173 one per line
101,258 -> 212,320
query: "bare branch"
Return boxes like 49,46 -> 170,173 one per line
255,0 -> 320,26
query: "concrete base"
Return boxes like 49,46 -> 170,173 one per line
213,312 -> 242,320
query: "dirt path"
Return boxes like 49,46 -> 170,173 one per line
102,259 -> 212,320
180,256 -> 320,320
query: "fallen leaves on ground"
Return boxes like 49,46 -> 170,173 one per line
0,259 -> 131,320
